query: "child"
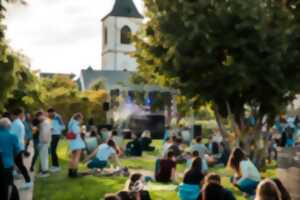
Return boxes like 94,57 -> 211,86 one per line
127,173 -> 151,200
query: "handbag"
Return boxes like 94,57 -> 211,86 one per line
66,132 -> 76,140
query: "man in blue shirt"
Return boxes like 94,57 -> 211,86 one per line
48,108 -> 65,172
0,117 -> 21,200
10,108 -> 32,189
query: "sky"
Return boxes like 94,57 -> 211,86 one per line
5,0 -> 144,75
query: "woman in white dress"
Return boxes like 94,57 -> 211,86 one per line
68,113 -> 85,178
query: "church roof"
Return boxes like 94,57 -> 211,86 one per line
102,0 -> 143,21
79,67 -> 173,92
80,67 -> 133,90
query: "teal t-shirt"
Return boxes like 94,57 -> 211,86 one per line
0,127 -> 21,168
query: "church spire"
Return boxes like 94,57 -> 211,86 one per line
102,0 -> 143,20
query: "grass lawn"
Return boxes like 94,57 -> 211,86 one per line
34,140 -> 276,200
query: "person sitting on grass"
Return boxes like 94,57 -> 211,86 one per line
126,133 -> 143,157
111,130 -> 124,155
272,178 -> 291,200
84,127 -> 100,155
178,157 -> 204,200
168,137 -> 185,163
197,173 -> 236,200
186,151 -> 208,174
190,137 -> 209,159
201,182 -> 228,200
162,136 -> 173,156
228,148 -> 261,197
117,191 -> 132,200
209,142 -> 230,166
84,139 -> 121,172
104,194 -> 120,200
127,173 -> 151,200
100,128 -> 111,143
155,151 -> 176,183
140,130 -> 155,152
255,179 -> 282,200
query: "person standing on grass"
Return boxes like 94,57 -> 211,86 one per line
23,113 -> 33,157
48,108 -> 65,173
67,113 -> 85,178
0,118 -> 21,200
37,111 -> 52,177
10,108 -> 33,189
29,112 -> 41,172
228,148 -> 261,197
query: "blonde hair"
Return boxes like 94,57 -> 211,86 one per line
255,179 -> 282,200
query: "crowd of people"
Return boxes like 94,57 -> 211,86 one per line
0,107 -> 298,200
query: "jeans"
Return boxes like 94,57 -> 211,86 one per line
237,178 -> 259,196
87,159 -> 107,169
50,135 -> 60,167
39,143 -> 49,172
30,139 -> 39,171
14,153 -> 31,183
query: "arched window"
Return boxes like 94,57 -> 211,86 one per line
120,26 -> 131,44
104,27 -> 108,45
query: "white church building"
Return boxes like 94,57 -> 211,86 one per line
79,0 -> 143,91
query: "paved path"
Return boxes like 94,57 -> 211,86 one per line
14,146 -> 34,200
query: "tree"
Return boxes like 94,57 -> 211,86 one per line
5,52 -> 43,112
0,0 -> 27,111
41,75 -> 108,124
134,0 -> 300,167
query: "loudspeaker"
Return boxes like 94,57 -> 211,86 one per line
193,125 -> 202,138
102,102 -> 110,111
97,124 -> 113,131
128,114 -> 165,139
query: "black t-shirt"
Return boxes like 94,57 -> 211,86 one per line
183,170 -> 204,185
32,118 -> 40,141
156,159 -> 176,183
168,144 -> 181,157
197,186 -> 236,200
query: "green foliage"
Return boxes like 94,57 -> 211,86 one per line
0,46 -> 17,111
41,75 -> 108,123
5,53 -> 43,112
134,0 -> 300,127
0,0 -> 28,111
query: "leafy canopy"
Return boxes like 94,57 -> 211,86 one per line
134,0 -> 300,125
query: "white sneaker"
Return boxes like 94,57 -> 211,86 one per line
38,172 -> 50,178
50,166 -> 61,173
20,181 -> 33,190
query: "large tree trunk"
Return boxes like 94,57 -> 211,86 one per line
213,105 -> 226,136
225,102 -> 268,170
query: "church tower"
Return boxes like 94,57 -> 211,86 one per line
101,0 -> 143,71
